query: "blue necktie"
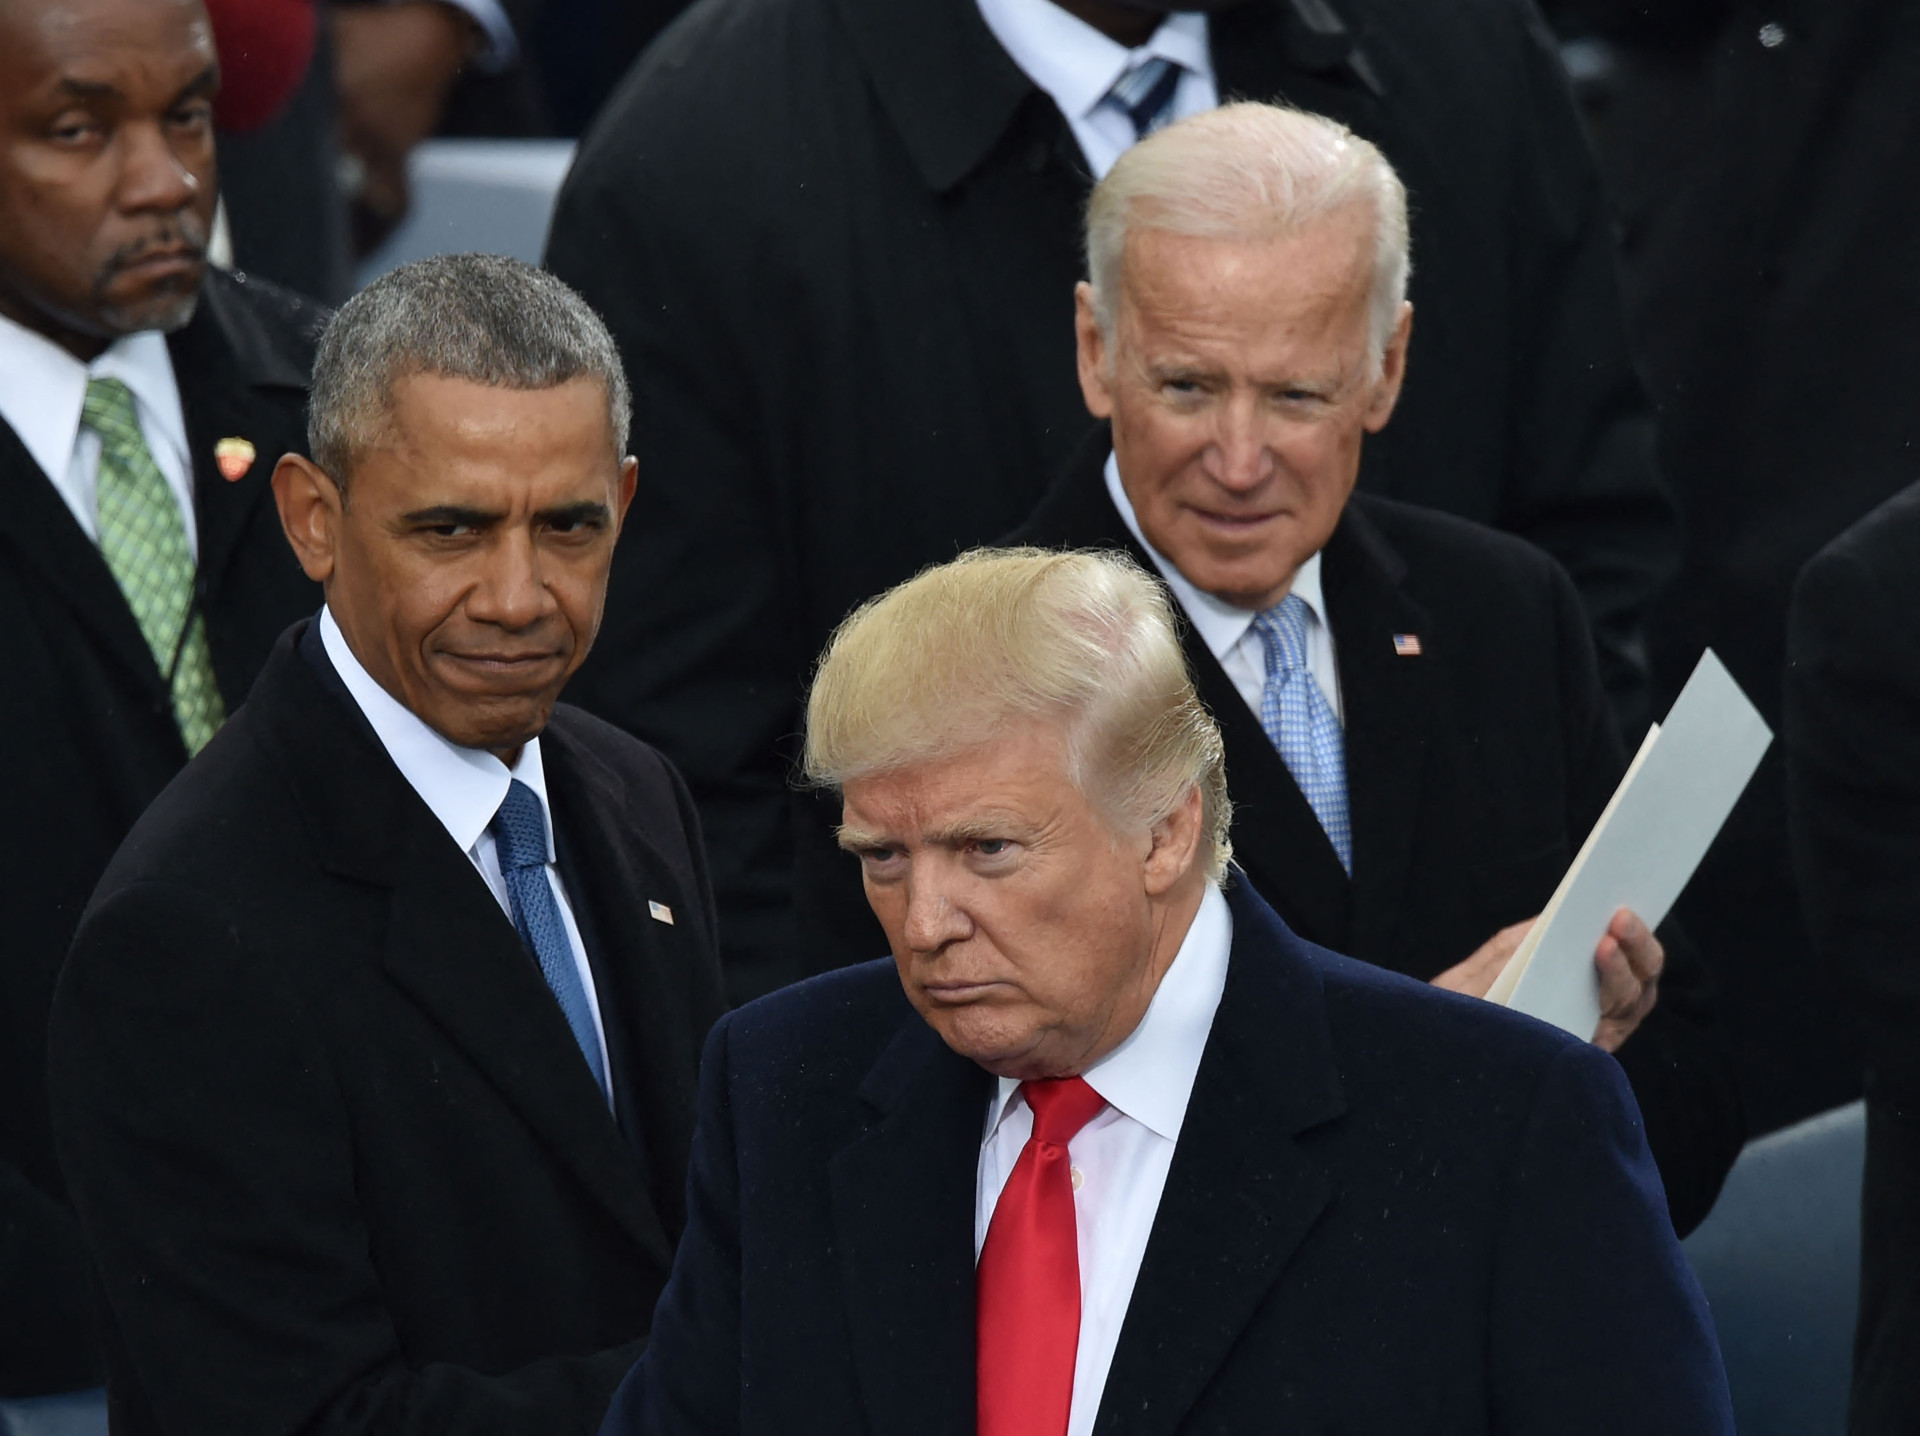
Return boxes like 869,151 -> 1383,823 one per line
1251,595 -> 1353,874
1106,55 -> 1183,140
490,780 -> 610,1101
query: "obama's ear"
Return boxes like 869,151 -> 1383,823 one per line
272,453 -> 344,584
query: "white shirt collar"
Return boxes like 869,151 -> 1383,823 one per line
319,606 -> 554,861
1103,449 -> 1328,665
975,0 -> 1212,125
0,307 -> 189,487
983,881 -> 1231,1145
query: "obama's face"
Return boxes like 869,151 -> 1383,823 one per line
0,0 -> 219,359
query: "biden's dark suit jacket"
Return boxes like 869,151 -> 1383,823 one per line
1000,432 -> 1744,1234
1786,480 -> 1920,1435
544,0 -> 1679,1004
48,624 -> 727,1435
599,880 -> 1735,1436
0,270 -> 323,1397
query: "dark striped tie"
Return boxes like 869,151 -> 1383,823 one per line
1106,55 -> 1184,140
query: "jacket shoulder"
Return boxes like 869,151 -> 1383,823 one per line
1800,478 -> 1920,598
1349,492 -> 1568,592
546,702 -> 689,807
195,268 -> 330,374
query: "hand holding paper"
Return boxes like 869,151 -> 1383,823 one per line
1433,907 -> 1664,1049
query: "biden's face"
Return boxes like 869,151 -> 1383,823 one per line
839,719 -> 1199,1081
1076,211 -> 1411,614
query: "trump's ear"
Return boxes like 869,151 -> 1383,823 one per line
1074,281 -> 1117,423
1142,782 -> 1205,898
272,453 -> 342,585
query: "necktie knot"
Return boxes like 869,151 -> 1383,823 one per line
490,779 -> 550,873
1252,592 -> 1312,676
1105,55 -> 1182,140
1020,1075 -> 1107,1147
81,376 -> 142,450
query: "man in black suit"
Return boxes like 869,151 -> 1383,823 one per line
1786,482 -> 1920,1435
49,254 -> 726,1434
598,544 -> 1734,1436
1005,103 -> 1741,1234
0,0 -> 324,1396
545,0 -> 1679,1002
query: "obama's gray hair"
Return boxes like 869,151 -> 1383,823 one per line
306,253 -> 631,486
1085,102 -> 1411,376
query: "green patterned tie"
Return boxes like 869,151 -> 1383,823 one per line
82,377 -> 225,754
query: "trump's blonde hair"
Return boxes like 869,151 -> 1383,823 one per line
1085,101 -> 1411,375
803,548 -> 1232,884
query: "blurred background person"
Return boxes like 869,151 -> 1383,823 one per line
1011,101 -> 1740,1234
1537,0 -> 1920,1134
1787,483 -> 1920,1435
0,0 -> 324,1397
545,0 -> 1681,1003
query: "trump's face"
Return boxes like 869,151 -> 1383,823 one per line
274,374 -> 637,759
839,719 -> 1202,1081
1076,210 -> 1411,613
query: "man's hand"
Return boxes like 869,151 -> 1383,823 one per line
1591,907 -> 1662,1054
1430,918 -> 1535,999
332,3 -> 475,244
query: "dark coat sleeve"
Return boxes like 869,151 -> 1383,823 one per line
50,881 -> 641,1436
1548,560 -> 1744,1237
1499,2 -> 1678,735
598,1014 -> 741,1436
1785,524 -> 1920,1434
546,125 -> 804,1006
1490,1041 -> 1734,1433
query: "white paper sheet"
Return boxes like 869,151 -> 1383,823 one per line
1486,649 -> 1772,1038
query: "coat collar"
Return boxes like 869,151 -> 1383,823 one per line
834,0 -> 1382,197
249,625 -> 675,1272
826,880 -> 1345,1436
1093,879 -> 1345,1436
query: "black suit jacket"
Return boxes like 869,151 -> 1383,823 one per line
0,270 -> 323,1397
47,624 -> 727,1434
1005,433 -> 1741,1234
1785,480 -> 1920,1435
599,880 -> 1734,1436
544,0 -> 1679,1002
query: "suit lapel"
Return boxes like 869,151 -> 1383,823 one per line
168,276 -> 310,601
258,634 -> 673,1271
1323,503 -> 1437,966
1094,883 -> 1346,1436
0,420 -> 170,698
830,1018 -> 990,1436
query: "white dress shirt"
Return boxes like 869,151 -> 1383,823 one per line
319,606 -> 613,1094
975,0 -> 1218,178
975,882 -> 1231,1436
0,309 -> 197,558
1105,452 -> 1344,725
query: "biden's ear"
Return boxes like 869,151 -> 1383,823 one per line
1142,782 -> 1206,899
1363,301 -> 1414,434
1075,281 -> 1117,423
272,453 -> 342,585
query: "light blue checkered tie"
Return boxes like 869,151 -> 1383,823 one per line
1105,55 -> 1183,139
1252,594 -> 1352,874
491,780 -> 610,1102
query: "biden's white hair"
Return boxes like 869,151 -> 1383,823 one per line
1086,101 -> 1411,375
803,547 -> 1232,885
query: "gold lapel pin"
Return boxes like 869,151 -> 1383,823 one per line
214,436 -> 256,482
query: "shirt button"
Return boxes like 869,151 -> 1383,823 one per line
1070,1166 -> 1084,1192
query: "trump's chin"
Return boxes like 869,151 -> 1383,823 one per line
920,999 -> 1069,1080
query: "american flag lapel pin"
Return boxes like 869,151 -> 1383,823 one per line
1392,633 -> 1423,657
648,900 -> 675,926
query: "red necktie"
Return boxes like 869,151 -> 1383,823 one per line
977,1076 -> 1109,1436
